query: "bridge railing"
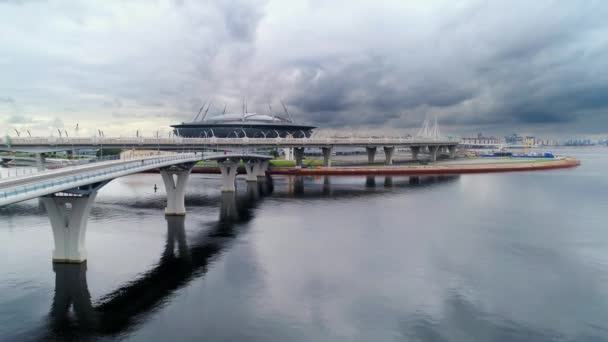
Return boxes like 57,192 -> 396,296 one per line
0,153 -> 199,202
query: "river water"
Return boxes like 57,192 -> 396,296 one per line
1,148 -> 607,341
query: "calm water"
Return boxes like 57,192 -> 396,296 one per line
1,148 -> 608,341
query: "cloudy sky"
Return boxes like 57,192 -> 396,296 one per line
1,0 -> 607,137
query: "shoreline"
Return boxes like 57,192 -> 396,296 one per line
181,157 -> 580,176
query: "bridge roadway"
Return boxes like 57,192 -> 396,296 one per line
0,136 -> 459,165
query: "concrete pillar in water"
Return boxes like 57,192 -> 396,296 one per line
366,147 -> 377,164
218,160 -> 239,192
42,193 -> 99,263
257,160 -> 269,178
160,166 -> 193,215
448,145 -> 457,158
429,146 -> 439,162
383,146 -> 395,165
322,147 -> 332,167
410,146 -> 420,161
294,147 -> 305,168
244,161 -> 258,182
244,160 -> 269,182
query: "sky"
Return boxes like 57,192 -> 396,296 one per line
1,0 -> 607,138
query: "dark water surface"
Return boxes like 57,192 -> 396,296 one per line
1,148 -> 608,341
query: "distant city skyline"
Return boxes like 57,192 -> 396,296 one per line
1,1 -> 607,137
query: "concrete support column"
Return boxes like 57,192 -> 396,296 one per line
283,148 -> 294,161
410,146 -> 420,161
448,145 -> 457,159
366,147 -> 377,164
218,160 -> 239,192
35,153 -> 46,171
244,162 -> 258,182
294,147 -> 305,168
321,147 -> 332,167
160,168 -> 192,215
429,146 -> 439,162
42,193 -> 99,263
383,146 -> 395,165
244,160 -> 269,182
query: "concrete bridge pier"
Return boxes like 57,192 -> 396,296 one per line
218,160 -> 239,192
294,147 -> 305,168
410,146 -> 420,161
448,145 -> 457,158
257,160 -> 269,178
366,147 -> 377,164
160,163 -> 195,215
322,147 -> 332,167
384,146 -> 395,165
42,189 -> 103,264
429,146 -> 439,162
244,160 -> 269,182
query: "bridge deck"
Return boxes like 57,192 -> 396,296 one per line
1,137 -> 458,153
0,153 -> 201,206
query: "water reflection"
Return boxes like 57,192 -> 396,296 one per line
34,176 -> 458,340
42,182 -> 272,340
282,175 -> 459,198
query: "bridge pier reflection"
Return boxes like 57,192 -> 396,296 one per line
42,183 -> 272,339
49,263 -> 98,336
365,176 -> 376,187
164,216 -> 190,261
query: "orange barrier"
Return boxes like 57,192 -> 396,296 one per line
267,158 -> 580,176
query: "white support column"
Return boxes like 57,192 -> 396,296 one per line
294,147 -> 305,168
244,161 -> 258,182
410,146 -> 420,161
42,193 -> 99,263
383,146 -> 395,165
160,167 -> 192,216
366,147 -> 377,164
283,148 -> 294,161
219,160 -> 239,192
322,147 -> 332,167
448,145 -> 457,159
429,146 -> 439,162
256,160 -> 269,178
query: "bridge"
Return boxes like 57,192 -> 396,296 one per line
0,136 -> 459,165
0,126 -> 459,264
0,151 -> 275,263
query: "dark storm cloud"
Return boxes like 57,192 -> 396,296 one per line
217,0 -> 266,41
0,0 -> 607,135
